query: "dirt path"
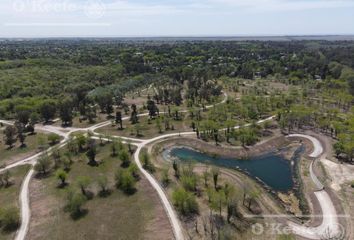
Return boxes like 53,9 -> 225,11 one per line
287,134 -> 343,240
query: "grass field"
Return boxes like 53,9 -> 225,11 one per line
27,142 -> 173,240
0,131 -> 50,167
97,115 -> 193,139
0,165 -> 31,240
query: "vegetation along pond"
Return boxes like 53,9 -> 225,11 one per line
165,146 -> 305,192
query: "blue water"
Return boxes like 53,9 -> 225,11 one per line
168,148 -> 295,192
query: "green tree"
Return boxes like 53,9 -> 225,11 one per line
86,139 -> 98,166
48,133 -> 60,145
77,176 -> 91,196
119,149 -> 131,168
172,188 -> 199,216
34,154 -> 52,175
0,207 -> 20,231
3,125 -> 17,148
15,122 -> 26,147
40,101 -> 56,123
66,191 -> 87,217
212,167 -> 220,190
97,175 -> 109,195
56,169 -> 68,186
172,160 -> 180,178
115,169 -> 136,194
76,134 -> 87,152
59,98 -> 74,126
0,170 -> 11,187
141,152 -> 155,172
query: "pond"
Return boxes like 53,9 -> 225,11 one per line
165,146 -> 304,192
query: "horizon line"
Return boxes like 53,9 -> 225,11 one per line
1,34 -> 354,40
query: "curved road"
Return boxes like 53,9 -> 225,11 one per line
287,134 -> 341,240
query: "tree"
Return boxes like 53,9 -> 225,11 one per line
0,170 -> 11,187
172,160 -> 180,178
34,154 -> 52,175
15,122 -> 26,147
86,139 -> 98,166
130,104 -> 139,124
161,168 -> 170,187
111,140 -> 119,157
155,118 -> 162,133
141,152 -> 155,172
172,188 -> 199,216
3,125 -> 17,148
202,169 -> 210,187
40,101 -> 56,123
28,112 -> 39,134
227,198 -> 238,223
115,169 -> 137,194
210,189 -> 226,217
0,207 -> 20,231
56,169 -> 68,187
212,168 -> 220,190
181,174 -> 198,192
115,111 -> 123,129
16,109 -> 31,126
97,175 -> 109,195
334,141 -> 344,158
147,98 -> 158,118
76,134 -> 87,152
66,191 -> 86,217
248,190 -> 260,211
77,176 -> 91,196
48,133 -> 60,145
59,98 -> 74,126
119,149 -> 131,168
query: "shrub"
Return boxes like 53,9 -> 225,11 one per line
0,207 -> 20,231
47,133 -> 61,145
115,169 -> 136,194
172,188 -> 198,216
141,152 -> 155,173
66,191 -> 87,217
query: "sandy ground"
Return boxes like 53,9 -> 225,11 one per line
321,159 -> 354,191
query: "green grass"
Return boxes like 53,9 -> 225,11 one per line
0,132 -> 50,167
277,234 -> 295,240
97,115 -> 193,139
28,143 -> 163,240
0,165 -> 31,240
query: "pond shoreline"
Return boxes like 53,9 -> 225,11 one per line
157,135 -> 289,159
157,137 -> 310,217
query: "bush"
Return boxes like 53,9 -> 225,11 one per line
55,169 -> 68,186
351,181 -> 354,188
119,149 -> 131,168
180,175 -> 197,192
0,207 -> 20,231
66,191 -> 87,218
172,188 -> 198,216
115,169 -> 137,194
47,133 -> 61,145
141,152 -> 155,173
34,154 -> 52,175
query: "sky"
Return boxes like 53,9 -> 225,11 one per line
1,0 -> 354,37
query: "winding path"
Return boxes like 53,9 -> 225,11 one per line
287,134 -> 341,240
